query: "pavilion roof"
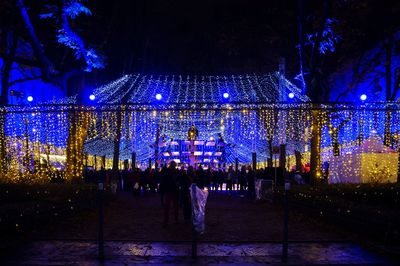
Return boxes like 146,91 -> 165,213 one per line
90,72 -> 309,105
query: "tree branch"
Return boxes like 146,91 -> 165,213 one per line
0,52 -> 39,67
17,0 -> 57,79
391,67 -> 400,100
9,75 -> 42,87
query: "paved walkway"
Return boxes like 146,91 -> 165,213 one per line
3,240 -> 391,265
32,192 -> 348,242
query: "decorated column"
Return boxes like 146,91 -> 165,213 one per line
310,107 -> 323,182
252,152 -> 257,171
102,155 -> 106,169
131,152 -> 136,169
0,110 -> 6,177
154,125 -> 161,171
112,106 -> 123,177
94,154 -> 97,170
65,108 -> 90,181
235,157 -> 239,173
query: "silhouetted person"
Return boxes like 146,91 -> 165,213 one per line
160,161 -> 179,227
217,169 -> 224,191
226,165 -> 235,196
159,165 -> 168,203
179,166 -> 192,221
205,168 -> 211,190
247,165 -> 256,199
196,165 -> 205,189
238,165 -> 247,196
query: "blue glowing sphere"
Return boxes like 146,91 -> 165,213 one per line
27,96 -> 33,102
156,93 -> 162,100
360,94 -> 367,101
89,94 -> 96,101
288,92 -> 295,99
223,92 -> 229,99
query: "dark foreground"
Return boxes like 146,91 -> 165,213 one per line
2,240 -> 390,265
29,191 -> 347,241
1,191 -> 395,265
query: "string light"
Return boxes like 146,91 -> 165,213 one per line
0,74 -> 399,182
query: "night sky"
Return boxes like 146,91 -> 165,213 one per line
90,0 -> 298,78
2,0 -> 400,90
85,0 -> 399,80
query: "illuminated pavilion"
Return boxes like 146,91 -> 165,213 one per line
82,72 -> 309,168
1,72 -> 399,182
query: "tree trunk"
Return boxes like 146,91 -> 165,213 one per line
310,109 -> 323,184
295,150 -> 302,171
112,107 -> 123,178
17,0 -> 56,79
383,36 -> 393,147
0,57 -> 10,177
279,144 -> 286,170
0,53 -> 12,105
65,109 -> 90,182
332,129 -> 340,156
131,152 -> 136,170
267,138 -> 273,167
0,30 -> 17,177
154,125 -> 161,171
0,111 -> 7,177
102,155 -> 106,169
384,111 -> 392,147
297,0 -> 306,90
397,144 -> 400,184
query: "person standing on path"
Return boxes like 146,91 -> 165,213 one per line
226,165 -> 235,196
160,161 -> 179,227
179,166 -> 192,221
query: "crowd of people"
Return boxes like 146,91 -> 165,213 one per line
83,163 -> 273,196
83,162 -> 310,226
84,164 -> 309,192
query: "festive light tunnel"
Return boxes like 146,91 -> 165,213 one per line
0,73 -> 399,182
78,72 -> 309,166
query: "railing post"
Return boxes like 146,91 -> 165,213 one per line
98,177 -> 104,261
282,181 -> 290,262
191,184 -> 197,259
192,225 -> 197,259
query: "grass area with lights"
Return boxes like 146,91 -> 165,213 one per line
0,183 -> 112,255
283,183 -> 400,244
